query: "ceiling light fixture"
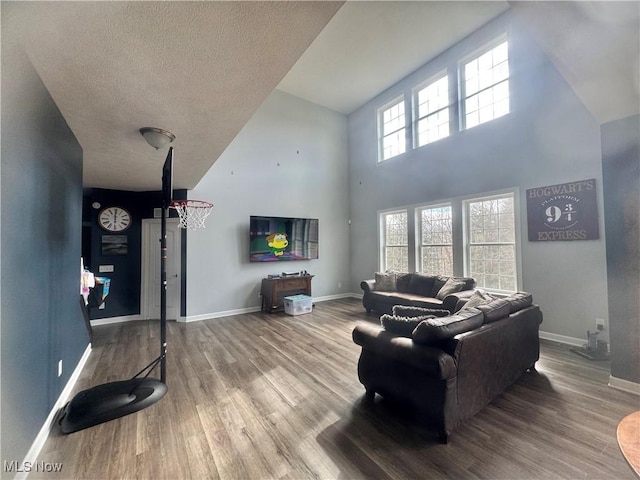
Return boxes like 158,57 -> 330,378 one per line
139,127 -> 175,150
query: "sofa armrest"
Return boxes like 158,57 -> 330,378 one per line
451,305 -> 542,414
352,322 -> 457,380
360,279 -> 376,293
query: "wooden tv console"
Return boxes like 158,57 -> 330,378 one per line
261,275 -> 313,313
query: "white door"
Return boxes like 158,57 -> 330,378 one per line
142,218 -> 181,321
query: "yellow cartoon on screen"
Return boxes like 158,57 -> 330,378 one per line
266,233 -> 288,256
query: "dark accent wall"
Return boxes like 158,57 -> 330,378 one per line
1,48 -> 85,464
83,188 -> 187,319
601,114 -> 640,384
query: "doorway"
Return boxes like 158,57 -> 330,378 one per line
141,218 -> 181,321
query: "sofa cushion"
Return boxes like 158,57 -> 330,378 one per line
507,292 -> 533,313
375,272 -> 396,292
435,277 -> 465,300
395,273 -> 412,293
393,305 -> 450,318
430,275 -> 448,297
477,298 -> 511,323
380,314 -> 435,337
412,308 -> 484,345
459,289 -> 494,311
407,273 -> 435,296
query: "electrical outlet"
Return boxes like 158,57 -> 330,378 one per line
596,318 -> 605,331
338,282 -> 342,289
58,360 -> 63,377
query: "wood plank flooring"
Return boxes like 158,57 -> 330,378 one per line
36,298 -> 639,479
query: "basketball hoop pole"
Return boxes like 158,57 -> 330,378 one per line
159,147 -> 172,383
56,148 -> 172,435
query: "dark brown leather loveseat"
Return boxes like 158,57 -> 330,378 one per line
352,291 -> 542,443
361,272 -> 476,315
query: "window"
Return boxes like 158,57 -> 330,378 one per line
375,34 -> 510,157
418,204 -> 453,275
464,193 -> 517,292
378,97 -> 406,161
378,191 -> 519,293
462,39 -> 509,129
381,210 -> 408,271
414,74 -> 449,147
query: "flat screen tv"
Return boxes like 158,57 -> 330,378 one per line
250,215 -> 318,262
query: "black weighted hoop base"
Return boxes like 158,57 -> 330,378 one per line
59,377 -> 167,433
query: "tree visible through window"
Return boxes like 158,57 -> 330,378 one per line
382,211 -> 408,271
465,194 -> 516,291
419,204 -> 453,275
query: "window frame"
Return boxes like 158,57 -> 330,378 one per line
416,202 -> 454,276
376,190 -> 521,295
379,208 -> 409,272
377,95 -> 407,162
412,70 -> 450,148
462,189 -> 521,294
459,34 -> 510,131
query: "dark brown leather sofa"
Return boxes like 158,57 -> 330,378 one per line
361,272 -> 476,314
352,292 -> 542,443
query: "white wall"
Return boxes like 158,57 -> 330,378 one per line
186,90 -> 350,318
347,13 -> 609,343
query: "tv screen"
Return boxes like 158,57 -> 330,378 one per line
250,216 -> 318,262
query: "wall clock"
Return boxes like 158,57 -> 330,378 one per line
98,206 -> 132,232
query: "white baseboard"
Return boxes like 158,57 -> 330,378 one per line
538,330 -> 584,347
17,344 -> 92,480
90,315 -> 188,326
90,314 -> 142,326
313,293 -> 357,302
608,375 -> 640,395
184,306 -> 262,323
183,293 -> 361,323
539,332 -> 640,395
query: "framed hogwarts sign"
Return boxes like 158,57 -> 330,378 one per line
526,179 -> 599,241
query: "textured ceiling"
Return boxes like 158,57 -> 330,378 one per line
278,1 -> 509,114
3,1 -> 343,191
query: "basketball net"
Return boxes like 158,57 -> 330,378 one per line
170,200 -> 214,229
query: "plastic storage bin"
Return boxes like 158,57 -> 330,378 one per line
284,294 -> 313,316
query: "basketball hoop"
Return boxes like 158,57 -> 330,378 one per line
170,200 -> 214,229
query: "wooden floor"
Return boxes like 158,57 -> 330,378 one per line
36,298 -> 639,479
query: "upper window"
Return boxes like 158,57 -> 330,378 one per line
462,39 -> 510,130
418,204 -> 453,276
380,210 -> 408,271
464,193 -> 517,292
378,97 -> 406,161
414,74 -> 450,147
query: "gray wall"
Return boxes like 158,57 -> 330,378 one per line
348,13 -> 608,343
1,48 -> 86,465
186,90 -> 350,317
602,114 -> 640,383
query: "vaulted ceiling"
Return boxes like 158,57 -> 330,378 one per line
3,1 -> 638,192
